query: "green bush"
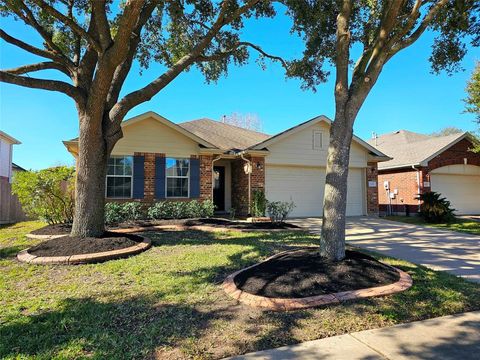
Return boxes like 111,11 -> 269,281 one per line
251,189 -> 267,217
418,191 -> 455,223
104,202 -> 145,225
12,166 -> 75,225
266,200 -> 296,223
147,200 -> 214,220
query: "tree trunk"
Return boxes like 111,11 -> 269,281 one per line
320,108 -> 355,261
71,111 -> 108,237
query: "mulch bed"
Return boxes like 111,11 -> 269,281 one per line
234,249 -> 400,298
31,218 -> 299,236
27,231 -> 143,257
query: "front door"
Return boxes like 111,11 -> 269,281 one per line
213,166 -> 225,211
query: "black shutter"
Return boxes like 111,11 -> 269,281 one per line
190,158 -> 200,198
132,155 -> 144,199
155,156 -> 166,199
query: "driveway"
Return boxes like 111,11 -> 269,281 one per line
290,217 -> 480,283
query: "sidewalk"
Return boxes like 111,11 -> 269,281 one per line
227,311 -> 480,360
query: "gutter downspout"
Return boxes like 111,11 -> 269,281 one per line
239,153 -> 252,216
412,165 -> 421,213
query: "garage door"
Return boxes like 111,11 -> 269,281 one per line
265,166 -> 365,217
431,166 -> 480,215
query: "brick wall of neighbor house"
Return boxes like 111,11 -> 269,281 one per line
377,168 -> 421,215
199,154 -> 213,201
366,162 -> 379,215
231,156 -> 266,216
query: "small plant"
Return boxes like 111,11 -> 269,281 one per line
417,191 -> 455,223
12,166 -> 75,224
266,200 -> 296,223
251,189 -> 267,217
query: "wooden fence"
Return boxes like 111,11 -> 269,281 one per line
0,177 -> 27,224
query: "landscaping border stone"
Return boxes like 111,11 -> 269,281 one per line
26,233 -> 65,240
222,250 -> 413,311
17,234 -> 151,265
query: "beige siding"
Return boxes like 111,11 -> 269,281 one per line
111,117 -> 199,157
265,165 -> 365,217
265,122 -> 368,168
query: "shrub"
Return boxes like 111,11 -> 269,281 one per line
418,191 -> 455,223
104,202 -> 145,225
266,200 -> 296,223
147,200 -> 214,220
12,166 -> 75,224
251,189 -> 267,217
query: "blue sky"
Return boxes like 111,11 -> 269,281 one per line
0,7 -> 478,170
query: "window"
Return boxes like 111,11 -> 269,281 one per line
166,158 -> 190,197
106,156 -> 133,198
313,130 -> 323,150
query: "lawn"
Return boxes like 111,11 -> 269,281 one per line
1,221 -> 480,359
385,216 -> 480,236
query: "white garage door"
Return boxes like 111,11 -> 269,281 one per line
265,166 -> 365,217
431,166 -> 480,215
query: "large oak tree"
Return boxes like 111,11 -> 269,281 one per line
0,0 -> 284,237
284,0 -> 479,260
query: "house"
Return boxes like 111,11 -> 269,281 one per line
0,130 -> 21,183
367,130 -> 480,215
64,112 -> 390,217
0,130 -> 26,224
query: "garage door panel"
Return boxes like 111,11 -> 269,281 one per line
265,166 -> 365,217
431,173 -> 480,215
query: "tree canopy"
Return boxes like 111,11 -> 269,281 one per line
464,62 -> 480,122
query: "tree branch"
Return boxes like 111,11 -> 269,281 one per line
0,30 -> 72,70
0,71 -> 84,104
2,62 -> 70,76
91,0 -> 112,50
334,0 -> 352,106
30,0 -> 101,52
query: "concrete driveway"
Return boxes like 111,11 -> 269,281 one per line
290,217 -> 480,283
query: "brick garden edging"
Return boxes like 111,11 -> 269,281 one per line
222,250 -> 413,311
26,233 -> 65,240
17,234 -> 151,265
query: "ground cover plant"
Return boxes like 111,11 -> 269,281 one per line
1,221 -> 480,359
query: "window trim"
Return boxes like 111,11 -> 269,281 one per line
105,155 -> 134,199
165,157 -> 190,199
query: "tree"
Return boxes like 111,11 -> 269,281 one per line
464,62 -> 480,122
284,0 -> 479,260
221,112 -> 263,131
0,0 -> 285,237
429,126 -> 464,137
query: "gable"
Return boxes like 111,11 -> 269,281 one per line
112,116 -> 201,157
265,121 -> 368,167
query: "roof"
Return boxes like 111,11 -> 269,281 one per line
249,115 -> 390,160
367,130 -> 476,170
0,130 -> 21,145
12,163 -> 26,172
179,118 -> 270,151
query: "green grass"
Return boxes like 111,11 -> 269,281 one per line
385,216 -> 480,235
1,222 -> 480,359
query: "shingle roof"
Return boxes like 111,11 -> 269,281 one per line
367,130 -> 469,170
179,118 -> 270,151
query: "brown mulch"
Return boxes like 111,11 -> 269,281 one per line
234,249 -> 400,298
27,232 -> 143,257
31,218 -> 299,236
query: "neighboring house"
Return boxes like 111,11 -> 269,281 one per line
64,112 -> 389,217
367,130 -> 480,215
0,130 -> 21,183
0,131 -> 26,224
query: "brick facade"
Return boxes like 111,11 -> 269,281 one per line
199,155 -> 213,201
366,162 -> 379,215
231,156 -> 266,216
378,138 -> 480,215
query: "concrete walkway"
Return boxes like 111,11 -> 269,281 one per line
290,217 -> 480,283
228,311 -> 480,359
